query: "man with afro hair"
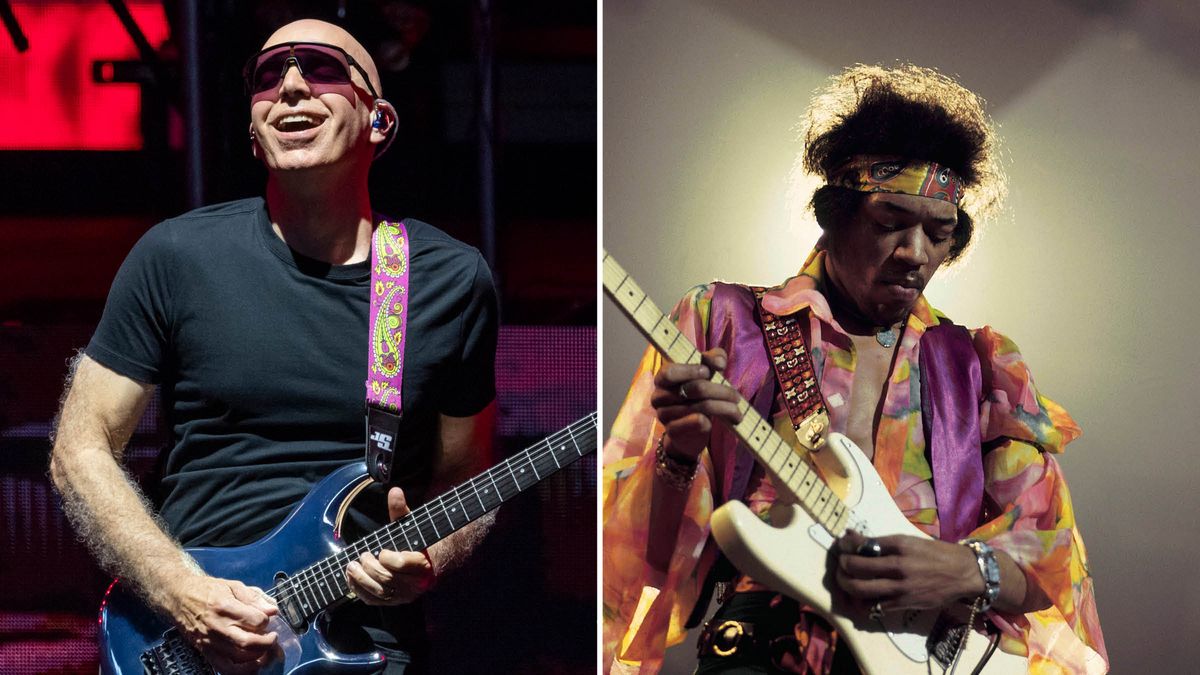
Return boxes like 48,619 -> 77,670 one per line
603,64 -> 1107,674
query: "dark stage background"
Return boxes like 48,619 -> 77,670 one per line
0,1 -> 596,673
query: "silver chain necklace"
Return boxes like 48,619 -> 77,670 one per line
875,326 -> 900,348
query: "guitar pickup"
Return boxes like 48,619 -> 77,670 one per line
273,571 -> 310,631
277,595 -> 306,631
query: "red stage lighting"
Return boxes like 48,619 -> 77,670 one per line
0,1 -> 169,150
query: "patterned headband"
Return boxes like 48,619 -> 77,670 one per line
831,156 -> 965,206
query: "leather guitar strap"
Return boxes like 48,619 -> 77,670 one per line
745,286 -> 842,666
751,287 -> 830,442
365,219 -> 411,483
753,284 -> 986,542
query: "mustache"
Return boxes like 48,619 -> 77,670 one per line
878,271 -> 924,289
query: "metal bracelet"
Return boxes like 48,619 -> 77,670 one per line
961,538 -> 1001,612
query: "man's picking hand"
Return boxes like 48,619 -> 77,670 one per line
834,529 -> 982,612
168,575 -> 279,674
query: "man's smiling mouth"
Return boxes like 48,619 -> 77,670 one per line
272,113 -> 325,133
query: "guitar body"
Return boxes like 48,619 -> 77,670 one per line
602,252 -> 1027,672
100,462 -> 384,675
99,414 -> 597,675
710,433 -> 1027,675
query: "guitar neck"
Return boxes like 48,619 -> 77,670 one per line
602,251 -> 850,537
276,413 -> 598,622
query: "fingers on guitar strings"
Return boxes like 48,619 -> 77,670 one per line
653,363 -> 712,389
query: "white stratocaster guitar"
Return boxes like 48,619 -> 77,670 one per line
603,251 -> 1026,675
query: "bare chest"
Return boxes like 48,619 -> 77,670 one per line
842,334 -> 897,461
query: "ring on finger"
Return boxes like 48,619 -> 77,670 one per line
856,537 -> 883,557
679,384 -> 689,400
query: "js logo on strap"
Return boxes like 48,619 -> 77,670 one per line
370,430 -> 394,452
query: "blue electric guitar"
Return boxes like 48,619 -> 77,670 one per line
99,412 -> 597,674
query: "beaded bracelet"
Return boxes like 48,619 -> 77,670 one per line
654,436 -> 697,491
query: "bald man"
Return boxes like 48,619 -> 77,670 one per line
50,19 -> 498,673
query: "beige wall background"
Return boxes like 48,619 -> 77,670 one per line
602,1 -> 1200,671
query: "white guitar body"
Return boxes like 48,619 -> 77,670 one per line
710,432 -> 1027,675
601,252 -> 1029,673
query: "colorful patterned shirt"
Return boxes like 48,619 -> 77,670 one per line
602,251 -> 1107,674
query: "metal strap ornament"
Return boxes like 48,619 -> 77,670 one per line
366,219 -> 410,483
832,156 -> 964,206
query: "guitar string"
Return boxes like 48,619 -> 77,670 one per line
288,428 -> 560,596
609,275 -> 852,535
612,268 -> 984,665
296,413 -> 594,607
276,439 -> 554,608
273,445 -> 532,609
280,419 -> 591,609
729,393 -> 850,535
151,415 -> 594,660
636,298 -> 882,636
270,415 -> 594,612
297,420 -> 587,594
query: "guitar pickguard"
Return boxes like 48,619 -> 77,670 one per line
712,434 -> 1025,674
602,251 -> 1024,673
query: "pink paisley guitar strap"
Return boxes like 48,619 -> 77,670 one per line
365,219 -> 411,483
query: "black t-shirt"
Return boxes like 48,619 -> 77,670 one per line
87,197 -> 498,548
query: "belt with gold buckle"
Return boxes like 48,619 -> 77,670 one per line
697,619 -> 758,658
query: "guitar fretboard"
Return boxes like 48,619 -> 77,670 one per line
272,412 -> 597,623
602,251 -> 850,537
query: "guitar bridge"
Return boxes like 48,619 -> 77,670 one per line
927,615 -> 967,670
141,631 -> 214,675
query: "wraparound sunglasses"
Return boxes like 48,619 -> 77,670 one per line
242,41 -> 379,104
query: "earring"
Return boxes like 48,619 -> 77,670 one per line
249,128 -> 257,141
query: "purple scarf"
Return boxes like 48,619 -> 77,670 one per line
919,322 -> 985,543
706,283 -> 985,542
